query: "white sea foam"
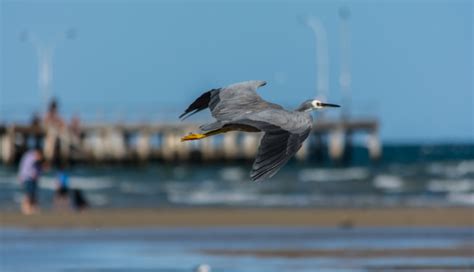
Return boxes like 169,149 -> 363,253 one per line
373,175 -> 404,191
86,193 -> 108,206
0,175 -> 20,190
39,176 -> 114,191
38,177 -> 58,190
427,179 -> 474,193
298,167 -> 369,182
166,179 -> 217,192
119,182 -> 157,194
427,160 -> 474,178
168,189 -> 314,206
219,167 -> 246,182
0,175 -> 17,185
253,195 -> 312,206
168,190 -> 258,205
447,193 -> 474,205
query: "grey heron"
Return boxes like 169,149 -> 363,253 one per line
180,80 -> 340,181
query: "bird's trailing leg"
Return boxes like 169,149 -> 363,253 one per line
181,127 -> 233,142
181,133 -> 207,142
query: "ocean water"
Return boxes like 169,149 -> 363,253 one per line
0,144 -> 473,210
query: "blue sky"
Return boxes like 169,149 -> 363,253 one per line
1,0 -> 472,142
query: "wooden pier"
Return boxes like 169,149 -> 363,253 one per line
0,119 -> 381,164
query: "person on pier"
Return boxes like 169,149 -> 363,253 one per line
43,98 -> 65,129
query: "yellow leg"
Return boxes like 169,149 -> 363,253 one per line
181,133 -> 206,142
181,127 -> 233,142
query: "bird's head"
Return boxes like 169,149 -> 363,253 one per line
297,99 -> 340,112
311,99 -> 340,109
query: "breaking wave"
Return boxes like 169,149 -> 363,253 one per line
298,167 -> 370,182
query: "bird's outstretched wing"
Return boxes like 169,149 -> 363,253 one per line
179,81 -> 282,121
210,109 -> 313,181
250,127 -> 311,182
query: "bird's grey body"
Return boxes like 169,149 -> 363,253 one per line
180,80 -> 339,181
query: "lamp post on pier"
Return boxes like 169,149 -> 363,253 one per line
339,7 -> 352,119
19,28 -> 76,113
306,16 -> 330,108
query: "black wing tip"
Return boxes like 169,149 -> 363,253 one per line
250,175 -> 264,182
179,110 -> 194,120
179,89 -> 219,121
250,169 -> 274,182
250,174 -> 271,182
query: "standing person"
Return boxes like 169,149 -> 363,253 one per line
18,149 -> 43,215
53,163 -> 70,211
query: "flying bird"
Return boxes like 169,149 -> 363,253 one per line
179,80 -> 340,181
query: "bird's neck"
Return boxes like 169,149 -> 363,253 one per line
295,106 -> 312,112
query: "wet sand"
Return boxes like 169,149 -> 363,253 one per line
1,207 -> 473,228
203,246 -> 474,258
202,246 -> 474,271
2,223 -> 472,271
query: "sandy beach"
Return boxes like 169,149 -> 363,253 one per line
1,207 -> 473,228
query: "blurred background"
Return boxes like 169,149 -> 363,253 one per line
1,0 -> 473,271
